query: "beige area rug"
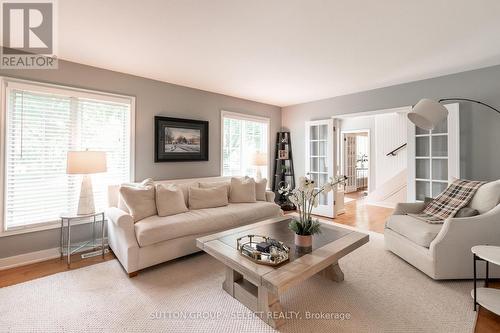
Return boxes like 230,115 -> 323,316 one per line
0,227 -> 476,333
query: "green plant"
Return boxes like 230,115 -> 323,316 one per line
288,218 -> 322,236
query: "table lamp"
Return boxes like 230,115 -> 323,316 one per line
67,150 -> 107,215
251,151 -> 267,181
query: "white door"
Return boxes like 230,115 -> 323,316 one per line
407,103 -> 460,201
305,119 -> 334,217
343,134 -> 357,193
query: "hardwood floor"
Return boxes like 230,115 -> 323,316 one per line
1,196 -> 499,332
0,250 -> 115,288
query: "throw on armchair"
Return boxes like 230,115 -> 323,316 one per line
384,180 -> 500,279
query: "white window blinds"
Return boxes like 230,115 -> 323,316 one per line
5,85 -> 132,230
222,112 -> 269,179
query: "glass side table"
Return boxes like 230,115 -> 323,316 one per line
60,212 -> 106,267
472,245 -> 500,314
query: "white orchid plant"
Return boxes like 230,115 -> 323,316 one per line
279,175 -> 347,236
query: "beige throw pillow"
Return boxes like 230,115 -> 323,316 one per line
155,184 -> 189,217
119,184 -> 157,222
468,179 -> 500,214
255,178 -> 267,201
118,178 -> 154,213
230,177 -> 256,203
199,181 -> 230,198
189,186 -> 229,209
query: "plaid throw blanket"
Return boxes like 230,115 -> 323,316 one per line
409,179 -> 485,223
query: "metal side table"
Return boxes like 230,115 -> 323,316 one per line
60,212 -> 106,267
472,245 -> 500,314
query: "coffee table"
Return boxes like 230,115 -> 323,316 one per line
196,216 -> 369,328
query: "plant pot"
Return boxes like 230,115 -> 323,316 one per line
294,234 -> 312,248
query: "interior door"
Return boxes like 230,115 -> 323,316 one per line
305,119 -> 334,217
407,103 -> 460,201
343,133 -> 357,193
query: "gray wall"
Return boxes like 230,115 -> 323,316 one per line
0,60 -> 281,259
283,65 -> 500,184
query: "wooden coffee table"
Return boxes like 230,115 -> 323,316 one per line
196,216 -> 369,328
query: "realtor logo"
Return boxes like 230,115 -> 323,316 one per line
1,0 -> 58,69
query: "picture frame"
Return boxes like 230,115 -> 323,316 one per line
154,116 -> 209,162
278,149 -> 289,160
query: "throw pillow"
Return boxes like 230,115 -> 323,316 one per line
189,185 -> 229,209
230,177 -> 256,203
118,178 -> 154,213
199,181 -> 230,198
454,207 -> 480,218
119,184 -> 157,222
255,178 -> 267,201
468,180 -> 500,214
155,184 -> 189,217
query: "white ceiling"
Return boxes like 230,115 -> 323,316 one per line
59,0 -> 500,107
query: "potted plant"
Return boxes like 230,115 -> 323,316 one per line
279,175 -> 347,248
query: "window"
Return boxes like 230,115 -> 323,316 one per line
2,80 -> 134,231
221,111 -> 269,180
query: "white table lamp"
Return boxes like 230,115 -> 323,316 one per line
67,151 -> 107,215
251,152 -> 267,181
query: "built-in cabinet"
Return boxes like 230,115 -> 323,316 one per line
305,119 -> 335,217
407,103 -> 460,201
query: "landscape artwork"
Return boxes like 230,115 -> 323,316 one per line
155,116 -> 209,162
164,127 -> 201,153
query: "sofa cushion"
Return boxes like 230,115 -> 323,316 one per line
230,177 -> 256,203
134,202 -> 281,247
119,184 -> 157,222
189,186 -> 229,209
118,178 -> 154,213
155,184 -> 188,217
199,181 -> 230,198
468,180 -> 500,214
255,178 -> 267,201
385,215 -> 443,248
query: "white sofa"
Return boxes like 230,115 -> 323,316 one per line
106,176 -> 282,276
384,180 -> 500,279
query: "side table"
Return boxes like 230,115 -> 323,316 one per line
472,245 -> 500,314
60,212 -> 106,267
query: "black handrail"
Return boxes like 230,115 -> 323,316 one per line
386,143 -> 407,156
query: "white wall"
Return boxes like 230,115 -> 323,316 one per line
374,112 -> 408,187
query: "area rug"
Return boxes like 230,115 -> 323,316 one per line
0,226 -> 476,333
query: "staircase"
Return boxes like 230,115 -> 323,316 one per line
365,169 -> 407,208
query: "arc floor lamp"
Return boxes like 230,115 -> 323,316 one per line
408,98 -> 500,130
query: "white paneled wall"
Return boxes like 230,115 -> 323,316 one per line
375,113 -> 408,187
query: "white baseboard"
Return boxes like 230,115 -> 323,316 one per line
0,247 -> 60,271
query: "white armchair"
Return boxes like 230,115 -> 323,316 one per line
385,180 -> 500,279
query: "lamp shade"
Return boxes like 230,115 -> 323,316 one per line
67,151 -> 107,174
251,152 -> 267,166
407,98 -> 448,130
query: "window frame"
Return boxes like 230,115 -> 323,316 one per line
220,110 -> 271,182
0,77 -> 136,236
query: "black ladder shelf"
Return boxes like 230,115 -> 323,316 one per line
272,132 -> 296,210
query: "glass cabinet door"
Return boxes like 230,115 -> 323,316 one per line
305,119 -> 334,217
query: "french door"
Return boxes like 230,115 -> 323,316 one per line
407,103 -> 460,201
343,133 -> 357,193
305,119 -> 334,217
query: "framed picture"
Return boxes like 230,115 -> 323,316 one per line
154,116 -> 209,162
278,149 -> 289,160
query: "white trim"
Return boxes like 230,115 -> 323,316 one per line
1,77 -> 134,105
0,77 -> 135,234
0,247 -> 60,271
220,110 -> 271,181
0,217 -> 104,238
332,106 -> 411,119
